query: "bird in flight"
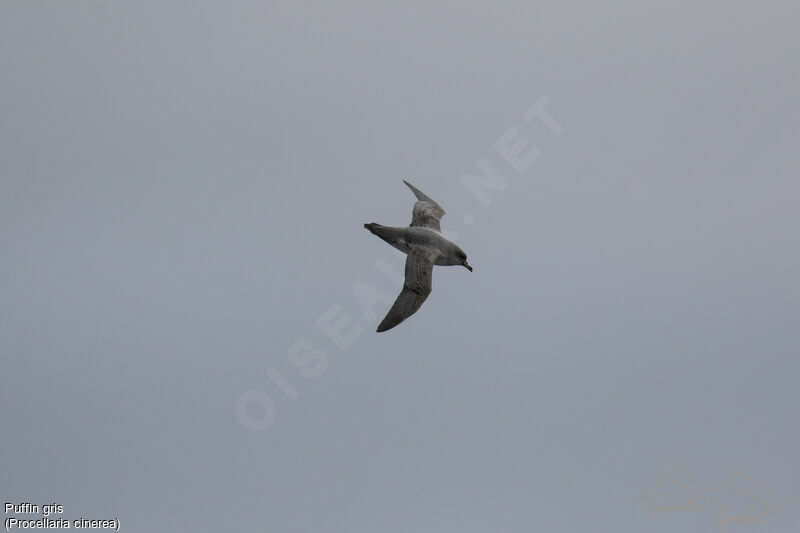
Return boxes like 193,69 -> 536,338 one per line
364,180 -> 472,332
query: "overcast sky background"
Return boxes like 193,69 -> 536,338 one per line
2,2 -> 799,532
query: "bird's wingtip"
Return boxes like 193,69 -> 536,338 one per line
402,180 -> 435,204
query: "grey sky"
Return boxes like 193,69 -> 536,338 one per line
2,2 -> 798,532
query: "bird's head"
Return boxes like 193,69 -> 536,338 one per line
457,249 -> 473,272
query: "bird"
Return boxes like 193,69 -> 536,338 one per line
364,180 -> 472,332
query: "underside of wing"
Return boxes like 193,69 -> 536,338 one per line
404,180 -> 445,232
376,249 -> 436,332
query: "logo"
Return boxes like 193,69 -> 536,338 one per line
639,463 -> 794,531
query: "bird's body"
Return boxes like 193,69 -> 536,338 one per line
363,225 -> 465,266
364,181 -> 472,332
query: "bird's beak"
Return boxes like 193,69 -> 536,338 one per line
464,261 -> 473,272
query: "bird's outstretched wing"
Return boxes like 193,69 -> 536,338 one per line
404,180 -> 445,232
376,248 -> 436,332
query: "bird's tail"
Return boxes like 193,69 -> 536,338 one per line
364,223 -> 405,249
365,223 -> 397,239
